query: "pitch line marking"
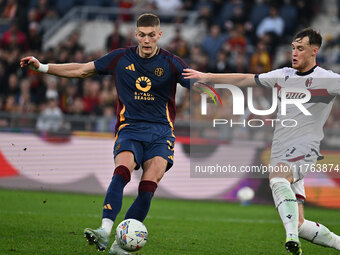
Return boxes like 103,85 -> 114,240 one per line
1,210 -> 340,226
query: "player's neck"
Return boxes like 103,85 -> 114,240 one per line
296,62 -> 317,74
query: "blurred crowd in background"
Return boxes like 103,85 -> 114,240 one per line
0,0 -> 340,140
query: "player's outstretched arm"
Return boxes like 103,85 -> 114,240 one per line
20,56 -> 97,79
182,68 -> 257,88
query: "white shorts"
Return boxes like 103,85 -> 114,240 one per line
291,179 -> 305,202
270,144 -> 323,202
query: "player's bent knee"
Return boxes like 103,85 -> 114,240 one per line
269,177 -> 291,190
115,151 -> 137,171
142,157 -> 168,183
141,163 -> 165,183
141,171 -> 164,184
269,162 -> 293,182
269,172 -> 293,183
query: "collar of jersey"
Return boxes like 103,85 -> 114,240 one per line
295,65 -> 317,76
135,46 -> 160,60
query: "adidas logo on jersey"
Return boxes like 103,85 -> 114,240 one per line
125,64 -> 135,71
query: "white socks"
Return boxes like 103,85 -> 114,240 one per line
101,218 -> 114,235
270,178 -> 299,240
299,219 -> 340,250
269,177 -> 340,251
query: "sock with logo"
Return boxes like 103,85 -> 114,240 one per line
299,219 -> 340,250
270,177 -> 299,241
124,180 -> 157,222
102,165 -> 131,231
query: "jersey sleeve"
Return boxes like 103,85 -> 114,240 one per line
94,48 -> 125,75
255,68 -> 284,88
328,81 -> 340,95
326,71 -> 340,95
172,55 -> 191,89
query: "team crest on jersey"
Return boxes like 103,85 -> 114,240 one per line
154,67 -> 164,77
305,77 -> 313,88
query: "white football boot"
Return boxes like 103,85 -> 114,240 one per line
110,240 -> 132,255
84,227 -> 110,251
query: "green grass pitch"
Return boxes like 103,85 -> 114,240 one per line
0,189 -> 339,255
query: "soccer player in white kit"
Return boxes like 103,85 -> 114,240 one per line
183,28 -> 340,255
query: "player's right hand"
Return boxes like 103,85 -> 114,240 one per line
20,56 -> 40,71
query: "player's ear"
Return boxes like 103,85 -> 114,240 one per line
158,30 -> 162,38
312,45 -> 319,56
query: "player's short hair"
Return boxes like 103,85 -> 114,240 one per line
136,13 -> 160,28
293,28 -> 322,47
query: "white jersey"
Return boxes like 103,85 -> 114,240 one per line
255,65 -> 340,158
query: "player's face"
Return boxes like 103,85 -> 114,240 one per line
136,26 -> 162,58
291,36 -> 318,72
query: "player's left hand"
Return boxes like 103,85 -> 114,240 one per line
20,56 -> 40,71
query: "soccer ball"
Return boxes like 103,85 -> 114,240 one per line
115,219 -> 148,251
237,186 -> 255,204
